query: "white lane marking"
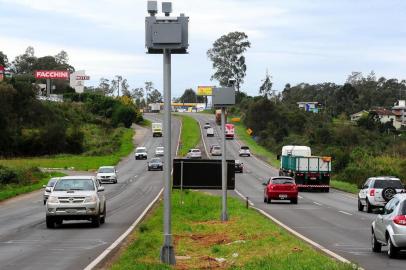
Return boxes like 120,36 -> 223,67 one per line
85,117 -> 182,270
338,210 -> 353,216
84,190 -> 163,270
235,189 -> 254,206
313,202 -> 323,206
233,189 -> 357,267
298,195 -> 303,199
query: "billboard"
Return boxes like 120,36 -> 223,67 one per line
173,159 -> 235,189
197,86 -> 213,96
35,70 -> 69,80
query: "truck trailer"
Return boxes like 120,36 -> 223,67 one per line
278,145 -> 331,192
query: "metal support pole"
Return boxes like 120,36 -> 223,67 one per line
180,160 -> 184,205
160,49 -> 176,265
221,107 -> 228,221
46,79 -> 51,97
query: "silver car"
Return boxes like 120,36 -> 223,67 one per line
187,148 -> 202,159
45,176 -> 106,228
372,194 -> 406,258
43,177 -> 60,205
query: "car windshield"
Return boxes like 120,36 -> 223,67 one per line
373,180 -> 403,189
136,148 -> 146,153
272,178 -> 295,184
156,147 -> 164,151
47,179 -> 58,187
213,147 -> 220,150
151,158 -> 161,163
53,179 -> 95,191
98,167 -> 114,173
192,150 -> 200,153
241,146 -> 249,150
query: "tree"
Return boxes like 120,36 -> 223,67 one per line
112,75 -> 123,96
259,70 -> 273,98
121,79 -> 130,96
55,50 -> 69,65
207,31 -> 251,91
0,51 -> 9,67
148,89 -> 163,103
179,88 -> 204,103
98,77 -> 112,95
11,46 -> 37,74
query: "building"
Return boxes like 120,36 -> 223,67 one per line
350,110 -> 368,122
372,108 -> 398,125
297,102 -> 320,113
69,70 -> 90,93
392,100 -> 406,128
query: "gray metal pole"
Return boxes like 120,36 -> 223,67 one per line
160,49 -> 176,265
221,107 -> 228,221
46,79 -> 51,97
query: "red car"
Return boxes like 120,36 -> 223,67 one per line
263,177 -> 298,204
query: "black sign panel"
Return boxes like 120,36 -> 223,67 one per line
173,159 -> 235,190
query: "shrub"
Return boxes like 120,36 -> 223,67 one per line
112,105 -> 136,128
0,166 -> 18,185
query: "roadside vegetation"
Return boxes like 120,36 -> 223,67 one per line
177,115 -> 201,157
0,166 -> 65,201
110,190 -> 353,270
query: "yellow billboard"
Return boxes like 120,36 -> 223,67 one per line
197,86 -> 213,96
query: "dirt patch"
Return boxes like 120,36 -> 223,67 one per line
175,256 -> 226,270
174,233 -> 232,247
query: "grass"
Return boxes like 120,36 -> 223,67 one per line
110,190 -> 354,270
0,128 -> 134,171
139,118 -> 152,127
178,115 -> 201,157
330,180 -> 359,194
0,171 -> 65,202
232,121 -> 280,168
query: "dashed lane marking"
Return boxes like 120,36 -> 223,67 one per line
338,210 -> 353,216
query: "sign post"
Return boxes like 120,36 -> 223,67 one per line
212,86 -> 235,221
35,70 -> 69,97
145,0 -> 189,265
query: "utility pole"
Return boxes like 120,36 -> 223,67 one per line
145,0 -> 189,265
221,106 -> 228,221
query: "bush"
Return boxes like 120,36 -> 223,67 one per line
0,166 -> 18,185
112,105 -> 136,128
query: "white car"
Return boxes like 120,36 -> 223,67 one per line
96,166 -> 118,184
239,146 -> 251,157
206,127 -> 214,137
43,177 -> 60,204
204,123 -> 211,129
135,147 -> 148,160
358,176 -> 405,213
155,146 -> 164,156
187,149 -> 202,159
210,145 -> 221,156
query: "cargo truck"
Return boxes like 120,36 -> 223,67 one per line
215,109 -> 227,125
278,145 -> 331,192
152,122 -> 163,137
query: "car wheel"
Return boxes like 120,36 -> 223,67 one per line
55,219 -> 63,226
100,204 -> 106,224
358,198 -> 364,211
264,196 -> 267,203
387,236 -> 398,258
43,200 -> 46,205
324,188 -> 330,193
366,199 -> 373,213
114,180 -> 117,184
92,215 -> 101,228
291,198 -> 298,204
372,230 -> 382,252
46,216 -> 55,228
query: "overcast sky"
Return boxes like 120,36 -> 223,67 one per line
1,0 -> 406,97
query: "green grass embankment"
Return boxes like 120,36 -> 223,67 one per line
110,190 -> 354,270
0,171 -> 65,202
232,120 -> 358,194
0,128 -> 134,171
177,115 -> 201,157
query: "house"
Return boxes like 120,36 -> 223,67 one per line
372,108 -> 399,128
350,110 -> 368,122
297,102 -> 320,113
392,100 -> 406,127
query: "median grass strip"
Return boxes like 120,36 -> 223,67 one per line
110,190 -> 353,270
0,171 -> 65,202
0,128 -> 134,171
233,121 -> 280,168
330,180 -> 358,194
177,115 -> 201,157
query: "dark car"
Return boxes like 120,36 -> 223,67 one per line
148,158 -> 163,171
263,177 -> 298,204
235,160 -> 243,173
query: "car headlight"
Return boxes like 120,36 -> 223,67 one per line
84,195 -> 97,203
47,196 -> 59,203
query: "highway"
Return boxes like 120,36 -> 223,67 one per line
0,114 -> 180,270
193,113 -> 406,270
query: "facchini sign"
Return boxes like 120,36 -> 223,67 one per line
35,70 -> 69,80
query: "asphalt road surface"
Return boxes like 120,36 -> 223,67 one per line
0,114 -> 180,270
193,113 -> 406,270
